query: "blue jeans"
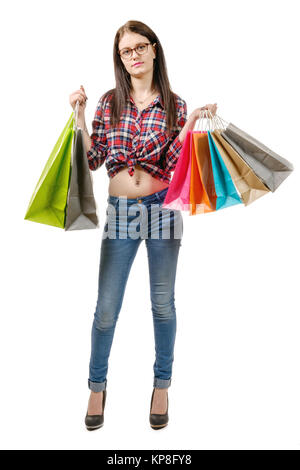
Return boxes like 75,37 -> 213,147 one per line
88,187 -> 183,392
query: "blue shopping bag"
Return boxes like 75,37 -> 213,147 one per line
207,131 -> 242,210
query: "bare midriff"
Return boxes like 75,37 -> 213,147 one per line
108,164 -> 169,198
108,91 -> 169,198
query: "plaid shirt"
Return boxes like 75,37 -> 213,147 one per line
86,91 -> 187,183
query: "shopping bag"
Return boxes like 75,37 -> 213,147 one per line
192,131 -> 218,213
25,101 -> 99,230
221,122 -> 294,192
207,131 -> 242,210
24,113 -> 74,228
189,130 -> 214,215
64,124 -> 99,230
210,129 -> 270,205
162,129 -> 193,211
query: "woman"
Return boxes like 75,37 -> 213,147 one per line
69,20 -> 217,431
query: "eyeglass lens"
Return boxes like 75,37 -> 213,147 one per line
120,43 -> 148,59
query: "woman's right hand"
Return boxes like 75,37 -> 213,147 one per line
69,85 -> 88,114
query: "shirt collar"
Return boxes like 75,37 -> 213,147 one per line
127,93 -> 164,110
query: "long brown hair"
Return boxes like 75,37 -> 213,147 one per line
101,20 -> 179,136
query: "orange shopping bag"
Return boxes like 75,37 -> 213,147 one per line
189,130 -> 217,215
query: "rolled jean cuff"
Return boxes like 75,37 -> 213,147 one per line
153,377 -> 172,388
88,378 -> 107,392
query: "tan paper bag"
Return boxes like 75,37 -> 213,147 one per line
211,130 -> 270,206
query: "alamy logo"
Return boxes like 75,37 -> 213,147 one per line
102,198 -> 183,240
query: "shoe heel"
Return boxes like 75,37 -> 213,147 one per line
149,388 -> 169,430
85,389 -> 107,431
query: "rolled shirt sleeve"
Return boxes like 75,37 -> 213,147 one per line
163,100 -> 187,173
86,96 -> 108,171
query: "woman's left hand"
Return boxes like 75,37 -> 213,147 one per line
190,103 -> 218,120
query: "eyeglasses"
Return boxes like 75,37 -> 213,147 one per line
118,42 -> 156,60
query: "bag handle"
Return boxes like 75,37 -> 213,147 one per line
193,108 -> 230,132
212,113 -> 229,130
206,109 -> 220,130
205,110 -> 229,130
73,99 -> 79,131
194,109 -> 213,132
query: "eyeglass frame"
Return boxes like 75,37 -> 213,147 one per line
118,42 -> 156,60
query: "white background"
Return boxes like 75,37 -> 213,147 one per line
1,0 -> 299,450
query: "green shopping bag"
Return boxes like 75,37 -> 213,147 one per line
24,111 -> 74,228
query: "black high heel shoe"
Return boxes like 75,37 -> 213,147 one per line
85,389 -> 107,431
149,388 -> 169,430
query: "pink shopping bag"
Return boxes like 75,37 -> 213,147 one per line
162,130 -> 192,211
